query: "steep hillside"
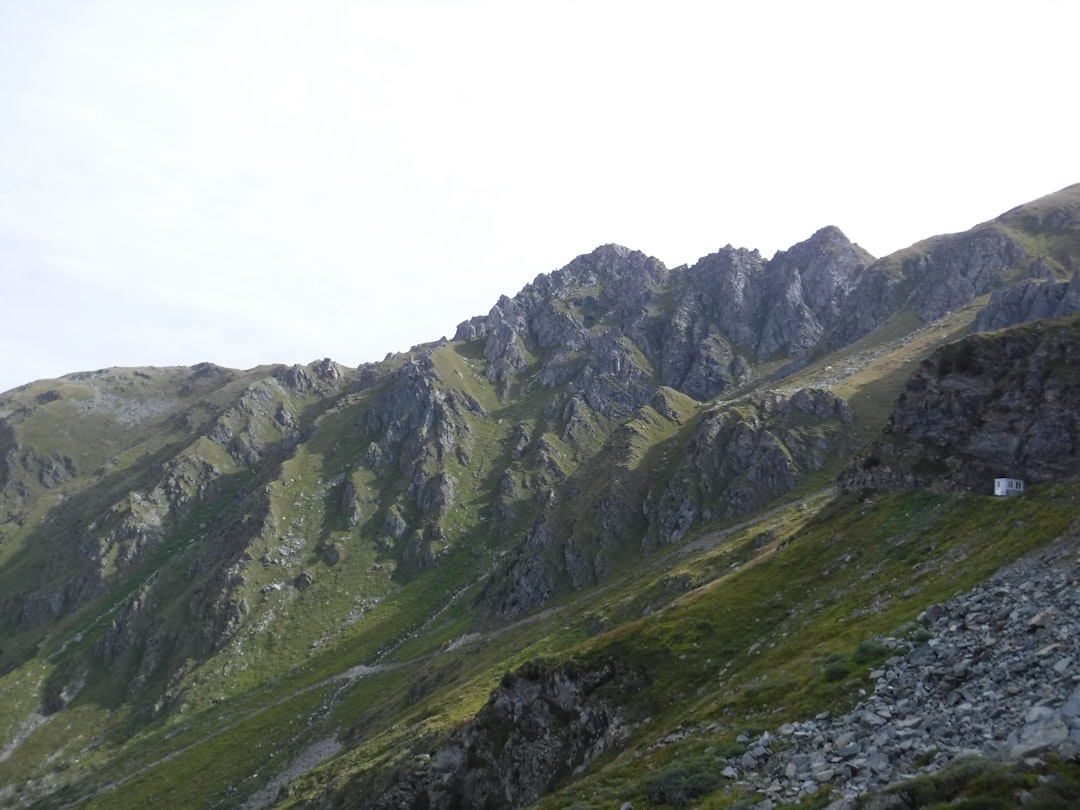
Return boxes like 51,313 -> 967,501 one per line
970,183 -> 1080,331
840,316 -> 1080,494
2,184 -> 1080,810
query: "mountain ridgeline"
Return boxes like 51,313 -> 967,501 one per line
2,184 -> 1080,809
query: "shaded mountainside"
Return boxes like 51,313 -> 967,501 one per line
2,183 -> 1080,809
0,361 -> 361,713
363,659 -> 648,810
478,386 -> 854,620
840,316 -> 1080,495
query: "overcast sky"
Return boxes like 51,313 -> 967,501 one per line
1,1 -> 1076,394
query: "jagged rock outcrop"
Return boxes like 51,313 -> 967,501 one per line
757,226 -> 872,361
971,270 -> 1080,333
905,225 -> 1028,322
965,181 -> 1080,337
841,316 -> 1080,494
359,659 -> 646,810
360,350 -> 485,569
208,370 -> 319,466
831,225 -> 1027,349
453,207 -> 1053,421
652,389 -> 854,543
456,245 -> 666,398
480,388 -> 854,620
456,233 -> 873,413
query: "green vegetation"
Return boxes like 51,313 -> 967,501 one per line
643,755 -> 725,808
526,485 -> 1079,809
869,753 -> 1080,810
5,185 -> 1080,808
4,357 -> 1079,810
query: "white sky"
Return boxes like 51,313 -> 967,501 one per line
1,0 -> 1076,394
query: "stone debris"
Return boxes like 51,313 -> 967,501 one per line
700,535 -> 1080,806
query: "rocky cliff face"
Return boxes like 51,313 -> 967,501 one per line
478,387 -> 854,620
454,187 -> 1080,428
359,350 -> 487,572
361,659 -> 646,810
826,186 -> 1080,349
456,231 -> 873,411
949,184 -> 1080,337
650,388 -> 853,544
755,226 -> 871,361
971,270 -> 1080,333
840,316 -> 1080,494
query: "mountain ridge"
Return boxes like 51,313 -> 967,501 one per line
3,183 -> 1080,809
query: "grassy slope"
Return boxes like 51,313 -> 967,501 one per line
530,485 -> 1080,810
994,181 -> 1080,273
0,317 -> 992,808
6,186 -> 1080,808
257,484 -> 1079,810
0,369 -> 276,790
0,343 -> 562,806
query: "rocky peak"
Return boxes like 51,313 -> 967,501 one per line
756,226 -> 873,360
453,244 -> 666,342
681,247 -> 765,336
452,246 -> 674,418
551,242 -> 667,288
768,225 -> 872,316
452,227 -> 873,417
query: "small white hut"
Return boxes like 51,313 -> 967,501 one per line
994,477 -> 1025,497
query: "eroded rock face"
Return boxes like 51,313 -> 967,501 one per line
757,226 -> 872,361
479,388 -> 854,620
363,660 -> 645,810
971,270 -> 1080,333
444,219 -> 1048,597
455,233 -> 873,413
360,350 -> 484,569
908,226 -> 1028,322
832,225 -> 1029,350
841,317 -> 1080,494
653,389 -> 854,544
453,217 -> 1038,424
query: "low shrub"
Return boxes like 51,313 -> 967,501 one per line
643,755 -> 724,808
853,639 -> 892,665
822,654 -> 850,682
